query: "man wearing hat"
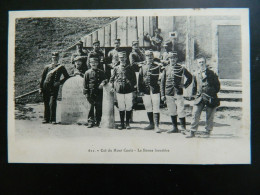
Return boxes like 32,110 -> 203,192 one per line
129,40 -> 146,72
160,51 -> 192,133
83,57 -> 108,128
186,57 -> 220,138
107,39 -> 124,69
40,52 -> 70,124
71,41 -> 88,74
110,51 -> 137,130
87,40 -> 105,71
138,50 -> 162,132
144,28 -> 163,52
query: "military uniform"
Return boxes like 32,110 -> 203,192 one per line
161,54 -> 192,133
187,67 -> 220,137
40,52 -> 70,123
110,52 -> 137,129
71,52 -> 88,73
83,61 -> 107,127
129,48 -> 145,72
138,50 -> 161,130
150,35 -> 163,51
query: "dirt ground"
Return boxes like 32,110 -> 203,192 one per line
10,103 -> 250,164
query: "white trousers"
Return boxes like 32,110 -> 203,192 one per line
116,93 -> 133,111
142,92 -> 160,113
166,95 -> 186,118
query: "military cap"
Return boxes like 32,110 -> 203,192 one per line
51,52 -> 59,57
145,49 -> 154,56
76,40 -> 83,45
114,39 -> 121,43
74,56 -> 86,61
118,51 -> 127,58
89,57 -> 99,63
132,40 -> 139,46
167,51 -> 178,58
92,39 -> 100,45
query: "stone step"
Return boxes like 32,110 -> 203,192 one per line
220,86 -> 242,92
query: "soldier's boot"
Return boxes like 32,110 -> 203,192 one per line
154,113 -> 163,133
118,111 -> 125,130
167,115 -> 179,133
125,111 -> 132,129
144,112 -> 154,130
179,117 -> 187,135
185,130 -> 195,138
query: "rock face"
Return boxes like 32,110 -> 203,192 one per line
60,75 -> 90,125
100,83 -> 115,128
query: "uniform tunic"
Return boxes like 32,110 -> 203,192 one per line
107,48 -> 124,68
138,63 -> 161,113
160,63 -> 192,117
110,65 -> 137,111
83,68 -> 107,123
129,49 -> 145,72
40,64 -> 70,122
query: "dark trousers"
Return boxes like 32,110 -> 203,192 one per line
43,89 -> 58,122
88,93 -> 103,124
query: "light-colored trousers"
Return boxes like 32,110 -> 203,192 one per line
190,101 -> 217,131
166,95 -> 186,118
116,93 -> 133,111
142,92 -> 160,113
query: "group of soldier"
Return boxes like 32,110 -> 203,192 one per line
40,29 -> 220,138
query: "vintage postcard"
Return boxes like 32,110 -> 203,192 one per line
8,9 -> 250,164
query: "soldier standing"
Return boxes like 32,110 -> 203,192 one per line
71,41 -> 88,74
138,50 -> 161,132
160,51 -> 192,134
39,52 -> 70,124
186,57 -> 220,138
144,28 -> 163,52
87,40 -> 105,71
107,39 -> 124,69
129,40 -> 145,72
110,52 -> 137,130
83,57 -> 107,128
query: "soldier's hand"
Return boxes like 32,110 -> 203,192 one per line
110,88 -> 115,93
39,89 -> 43,94
161,96 -> 166,101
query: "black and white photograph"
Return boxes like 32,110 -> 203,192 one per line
8,9 -> 250,164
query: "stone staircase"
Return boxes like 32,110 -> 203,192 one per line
184,79 -> 242,110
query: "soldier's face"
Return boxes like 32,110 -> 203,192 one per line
76,45 -> 82,51
145,53 -> 154,63
75,60 -> 83,68
93,43 -> 100,51
90,62 -> 98,69
115,41 -> 120,48
132,43 -> 139,50
119,56 -> 126,65
197,58 -> 206,71
52,56 -> 59,64
169,56 -> 178,65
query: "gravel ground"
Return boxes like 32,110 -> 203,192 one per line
10,103 -> 250,164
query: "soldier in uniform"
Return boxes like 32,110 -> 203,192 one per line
73,56 -> 88,77
144,28 -> 163,52
107,39 -> 124,69
71,41 -> 88,74
83,57 -> 108,128
186,57 -> 220,138
129,40 -> 145,72
138,50 -> 162,132
160,51 -> 193,134
39,52 -> 70,124
87,40 -> 105,71
110,51 -> 137,130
